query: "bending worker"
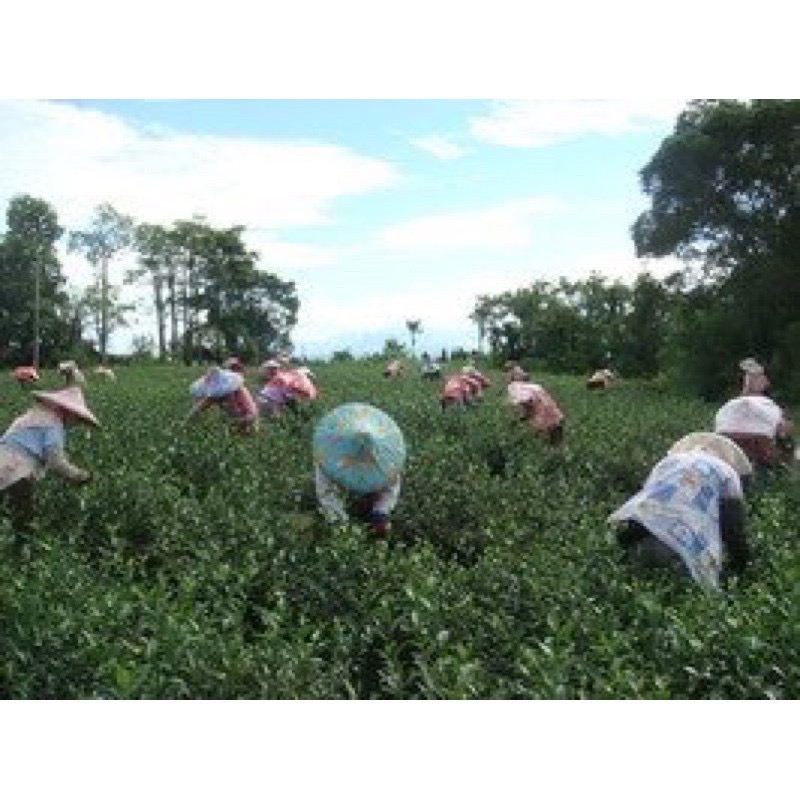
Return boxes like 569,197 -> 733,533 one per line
608,432 -> 753,590
714,394 -> 794,468
739,357 -> 770,396
186,366 -> 259,435
1,386 -> 98,534
507,377 -> 565,445
257,360 -> 318,419
312,402 -> 406,537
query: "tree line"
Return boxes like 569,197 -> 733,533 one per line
471,99 -> 800,401
0,199 -> 299,367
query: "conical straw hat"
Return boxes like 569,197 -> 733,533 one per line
668,431 -> 752,476
313,403 -> 406,494
190,367 -> 243,400
32,386 -> 100,427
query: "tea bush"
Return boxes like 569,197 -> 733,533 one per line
0,362 -> 797,698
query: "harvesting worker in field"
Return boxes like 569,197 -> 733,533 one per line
420,352 -> 442,380
383,359 -> 404,378
714,394 -> 795,468
223,356 -> 244,373
312,402 -> 406,537
11,366 -> 40,387
257,360 -> 318,419
440,372 -> 474,410
506,377 -> 565,445
506,364 -> 529,383
93,366 -> 116,381
586,368 -> 615,390
186,366 -> 259,435
461,365 -> 491,401
739,357 -> 770,396
57,360 -> 86,386
0,386 -> 98,535
608,432 -> 753,591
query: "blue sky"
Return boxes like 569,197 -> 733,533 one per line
1,98 -> 689,357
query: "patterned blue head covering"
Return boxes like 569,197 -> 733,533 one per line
190,367 -> 242,400
312,403 -> 406,494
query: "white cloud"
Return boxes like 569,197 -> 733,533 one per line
409,134 -> 468,160
375,196 -> 562,251
292,249 -> 688,344
292,265 -> 538,347
247,236 -> 341,272
558,250 -> 685,284
469,99 -> 687,147
0,100 -> 398,236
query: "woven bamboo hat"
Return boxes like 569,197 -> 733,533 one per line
32,386 -> 100,426
668,431 -> 752,476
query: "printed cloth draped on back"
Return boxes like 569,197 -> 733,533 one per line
190,368 -> 243,400
608,449 -> 744,590
313,403 -> 406,494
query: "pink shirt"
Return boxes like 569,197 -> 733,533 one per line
441,376 -> 467,400
222,386 -> 257,420
529,389 -> 563,431
468,370 -> 491,388
279,369 -> 318,400
511,383 -> 563,431
260,369 -> 317,407
460,375 -> 482,395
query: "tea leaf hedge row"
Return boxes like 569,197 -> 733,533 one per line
1,364 -> 797,698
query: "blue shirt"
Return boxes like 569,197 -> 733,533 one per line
1,424 -> 65,463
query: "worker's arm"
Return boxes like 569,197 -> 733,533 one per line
314,466 -> 348,525
184,397 -> 214,423
44,447 -> 91,484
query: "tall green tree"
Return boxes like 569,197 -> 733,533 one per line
406,319 -> 422,355
170,217 -> 215,363
469,304 -> 490,353
77,282 -> 134,357
158,219 -> 299,363
196,225 -> 299,361
128,222 -> 177,360
69,203 -> 135,362
0,194 -> 69,366
633,99 -> 800,396
618,272 -> 674,378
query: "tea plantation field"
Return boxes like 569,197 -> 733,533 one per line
1,362 -> 798,698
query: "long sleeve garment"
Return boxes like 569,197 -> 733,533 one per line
315,466 -> 401,529
0,405 -> 88,489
